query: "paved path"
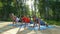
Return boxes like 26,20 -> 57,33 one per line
0,22 -> 60,34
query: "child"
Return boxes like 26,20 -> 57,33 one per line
9,13 -> 17,24
15,17 -> 20,23
21,15 -> 27,23
33,16 -> 48,30
21,15 -> 30,23
9,13 -> 16,24
21,15 -> 30,29
33,16 -> 40,30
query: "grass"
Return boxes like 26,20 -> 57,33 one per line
44,20 -> 60,26
0,2 -> 3,7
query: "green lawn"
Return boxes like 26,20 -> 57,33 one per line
45,20 -> 60,26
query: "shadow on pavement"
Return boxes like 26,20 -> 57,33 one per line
0,24 -> 16,34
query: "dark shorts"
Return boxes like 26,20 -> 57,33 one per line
40,20 -> 46,25
18,20 -> 21,22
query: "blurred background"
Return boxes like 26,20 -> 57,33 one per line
0,0 -> 60,25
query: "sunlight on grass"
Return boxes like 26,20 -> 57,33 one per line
0,2 -> 3,7
45,20 -> 60,26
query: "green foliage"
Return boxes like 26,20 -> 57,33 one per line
38,0 -> 60,21
45,20 -> 60,26
37,0 -> 60,25
0,2 -> 3,7
0,0 -> 60,26
0,0 -> 30,21
0,0 -> 17,21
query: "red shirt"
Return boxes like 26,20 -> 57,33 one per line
22,17 -> 30,23
25,17 -> 30,23
22,16 -> 26,22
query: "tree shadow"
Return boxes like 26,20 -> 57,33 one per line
16,27 -> 41,34
0,24 -> 16,34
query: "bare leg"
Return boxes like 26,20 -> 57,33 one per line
33,22 -> 36,28
46,24 -> 48,27
12,20 -> 15,24
24,22 -> 26,29
25,23 -> 26,27
38,23 -> 40,30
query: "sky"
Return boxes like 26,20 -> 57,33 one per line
26,0 -> 34,11
25,0 -> 38,12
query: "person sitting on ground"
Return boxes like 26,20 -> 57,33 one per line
25,15 -> 30,23
15,17 -> 21,23
9,13 -> 16,24
33,16 -> 48,30
21,15 -> 27,23
9,13 -> 21,24
21,15 -> 30,29
33,16 -> 40,30
21,15 -> 30,23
